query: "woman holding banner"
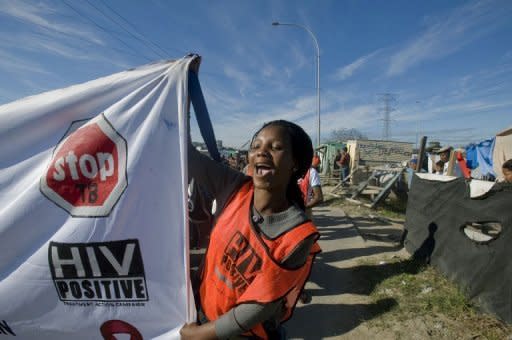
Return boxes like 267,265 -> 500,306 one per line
181,120 -> 320,340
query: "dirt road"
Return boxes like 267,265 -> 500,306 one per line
287,205 -> 408,339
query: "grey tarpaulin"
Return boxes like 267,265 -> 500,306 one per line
404,175 -> 512,324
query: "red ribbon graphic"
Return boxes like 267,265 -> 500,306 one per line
100,320 -> 143,340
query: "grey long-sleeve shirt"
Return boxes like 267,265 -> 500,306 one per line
188,145 -> 315,339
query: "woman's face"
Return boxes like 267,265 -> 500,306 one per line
248,125 -> 296,192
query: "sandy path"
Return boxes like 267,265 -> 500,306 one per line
287,205 -> 408,339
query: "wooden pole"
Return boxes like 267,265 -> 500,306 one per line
446,150 -> 456,176
416,136 -> 427,173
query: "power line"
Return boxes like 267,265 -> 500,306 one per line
8,15 -> 149,62
61,0 -> 153,62
84,0 -> 171,59
50,11 -> 130,37
97,0 -> 185,57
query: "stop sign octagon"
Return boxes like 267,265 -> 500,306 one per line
41,114 -> 128,217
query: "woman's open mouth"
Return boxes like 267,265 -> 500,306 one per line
255,164 -> 275,177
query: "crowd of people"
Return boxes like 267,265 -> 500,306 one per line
408,144 -> 512,183
222,152 -> 248,172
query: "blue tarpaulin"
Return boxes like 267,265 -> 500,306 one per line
465,138 -> 495,178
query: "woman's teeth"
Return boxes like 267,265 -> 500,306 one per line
256,166 -> 274,176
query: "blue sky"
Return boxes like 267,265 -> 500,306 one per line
1,0 -> 511,149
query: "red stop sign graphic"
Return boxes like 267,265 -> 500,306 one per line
41,114 -> 127,217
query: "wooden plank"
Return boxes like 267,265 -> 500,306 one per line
446,150 -> 456,176
330,181 -> 343,193
416,136 -> 427,173
341,171 -> 354,183
362,189 -> 381,195
351,176 -> 372,199
329,170 -> 356,195
346,198 -> 363,205
369,169 -> 404,209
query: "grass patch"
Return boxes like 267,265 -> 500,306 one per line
376,208 -> 405,220
358,257 -> 512,339
324,196 -> 345,206
330,195 -> 407,221
372,263 -> 470,318
376,198 -> 407,220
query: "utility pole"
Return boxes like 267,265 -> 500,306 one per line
272,22 -> 321,147
378,93 -> 398,140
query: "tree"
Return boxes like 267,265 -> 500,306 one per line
325,128 -> 368,143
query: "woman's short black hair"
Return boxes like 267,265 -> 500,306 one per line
252,120 -> 313,210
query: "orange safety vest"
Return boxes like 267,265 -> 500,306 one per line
199,181 -> 320,339
299,168 -> 311,205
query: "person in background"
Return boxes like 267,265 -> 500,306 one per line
438,146 -> 451,163
502,159 -> 512,183
297,156 -> 323,305
436,146 -> 452,175
299,156 -> 324,219
434,160 -> 445,174
337,147 -> 351,185
181,120 -> 321,340
405,158 -> 418,189
333,149 -> 341,177
312,153 -> 321,170
408,158 -> 418,171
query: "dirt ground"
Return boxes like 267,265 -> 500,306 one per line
286,203 -> 410,339
190,185 -> 511,339
286,187 -> 512,340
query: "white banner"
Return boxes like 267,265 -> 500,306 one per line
0,56 -> 197,339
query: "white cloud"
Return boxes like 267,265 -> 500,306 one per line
0,30 -> 131,70
197,90 -> 321,147
334,50 -> 380,81
0,49 -> 50,75
206,89 -> 371,147
394,97 -> 512,125
223,65 -> 252,97
0,0 -> 104,45
387,0 -> 511,76
289,43 -> 309,70
429,99 -> 512,116
0,0 -> 136,69
322,104 -> 376,130
292,95 -> 316,112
